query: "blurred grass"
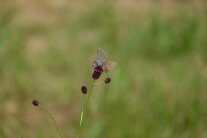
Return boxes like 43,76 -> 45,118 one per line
0,0 -> 207,138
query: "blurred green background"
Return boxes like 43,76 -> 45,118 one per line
0,0 -> 207,138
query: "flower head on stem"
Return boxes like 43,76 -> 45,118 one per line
32,99 -> 63,138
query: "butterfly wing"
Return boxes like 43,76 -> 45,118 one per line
104,61 -> 117,72
96,48 -> 107,66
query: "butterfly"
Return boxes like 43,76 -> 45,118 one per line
92,48 -> 117,72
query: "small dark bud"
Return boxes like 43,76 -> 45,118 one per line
32,99 -> 39,106
81,86 -> 88,94
105,77 -> 111,84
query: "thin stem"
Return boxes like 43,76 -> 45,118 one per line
84,83 -> 95,114
77,95 -> 85,138
77,81 -> 95,138
93,81 -> 104,86
39,106 -> 63,138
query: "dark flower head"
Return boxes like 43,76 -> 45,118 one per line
81,86 -> 88,94
32,99 -> 39,106
92,66 -> 103,80
92,71 -> 102,80
105,77 -> 111,84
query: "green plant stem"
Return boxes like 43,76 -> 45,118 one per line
39,106 -> 63,138
77,94 -> 86,138
84,83 -> 95,114
93,81 -> 104,86
77,80 -> 105,138
77,81 -> 95,138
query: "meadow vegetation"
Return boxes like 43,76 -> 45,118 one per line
0,0 -> 207,138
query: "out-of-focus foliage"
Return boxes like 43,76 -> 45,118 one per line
0,0 -> 207,138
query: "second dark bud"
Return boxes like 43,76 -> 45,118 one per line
81,86 -> 88,94
105,77 -> 111,84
